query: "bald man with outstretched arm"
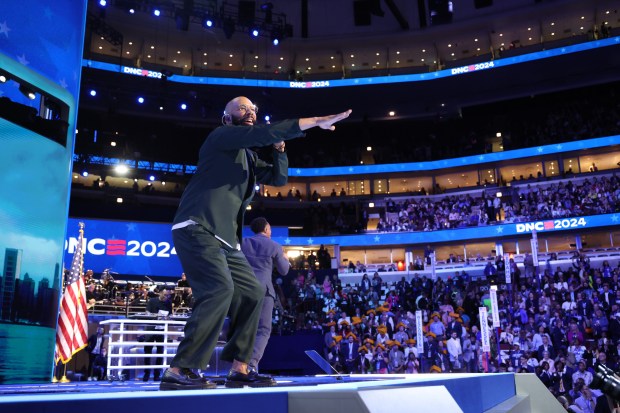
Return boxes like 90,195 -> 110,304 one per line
160,96 -> 350,390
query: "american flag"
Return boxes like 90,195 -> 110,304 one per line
55,223 -> 88,364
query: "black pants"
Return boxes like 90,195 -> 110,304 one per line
143,332 -> 164,379
170,225 -> 264,369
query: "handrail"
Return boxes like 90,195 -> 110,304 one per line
99,319 -> 186,379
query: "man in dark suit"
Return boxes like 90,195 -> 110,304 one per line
446,312 -> 464,342
87,327 -> 106,381
162,95 -> 351,390
242,217 -> 290,375
340,333 -> 360,373
552,360 -> 574,395
143,289 -> 172,382
537,335 -> 556,360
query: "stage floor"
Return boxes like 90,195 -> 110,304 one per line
0,374 -> 387,395
0,373 -> 519,413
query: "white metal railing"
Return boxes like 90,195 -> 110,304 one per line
99,319 -> 186,379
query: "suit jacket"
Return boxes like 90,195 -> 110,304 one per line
537,344 -> 556,360
242,233 -> 290,298
446,321 -> 463,339
173,119 -> 304,249
87,334 -> 106,354
341,341 -> 360,360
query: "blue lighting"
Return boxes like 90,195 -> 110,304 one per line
89,89 -> 97,97
82,171 -> 89,177
129,8 -> 135,14
99,0 -> 107,6
264,115 -> 270,122
137,96 -> 144,104
180,103 -> 187,110
205,19 -> 213,27
149,175 -> 155,181
251,29 -> 259,37
84,36 -> 619,90
153,8 -> 161,17
272,38 -> 279,46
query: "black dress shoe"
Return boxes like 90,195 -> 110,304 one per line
225,370 -> 277,388
159,368 -> 217,391
248,369 -> 276,384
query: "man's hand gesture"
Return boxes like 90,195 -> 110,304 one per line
299,109 -> 352,131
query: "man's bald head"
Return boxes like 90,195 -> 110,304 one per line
223,96 -> 257,126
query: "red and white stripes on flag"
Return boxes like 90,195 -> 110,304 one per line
55,223 -> 89,364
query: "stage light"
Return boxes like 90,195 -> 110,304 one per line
137,97 -> 144,104
116,197 -> 123,203
271,27 -> 282,45
82,171 -> 89,177
161,181 -> 166,186
180,103 -> 187,110
115,164 -> 129,174
19,84 -> 36,100
129,8 -> 135,14
149,175 -> 155,181
264,115 -> 270,122
153,8 -> 161,17
0,75 -> 6,83
251,28 -> 260,37
202,12 -> 214,28
89,89 -> 97,97
99,0 -> 107,6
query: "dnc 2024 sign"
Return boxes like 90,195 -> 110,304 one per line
64,218 -> 182,277
63,218 -> 289,277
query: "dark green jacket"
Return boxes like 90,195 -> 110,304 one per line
173,119 -> 305,249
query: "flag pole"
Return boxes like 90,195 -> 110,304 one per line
51,360 -> 58,383
59,363 -> 70,383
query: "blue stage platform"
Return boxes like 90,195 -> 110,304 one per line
0,373 -> 521,413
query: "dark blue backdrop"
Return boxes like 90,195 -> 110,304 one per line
65,217 -> 290,277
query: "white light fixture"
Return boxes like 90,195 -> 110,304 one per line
115,164 -> 129,174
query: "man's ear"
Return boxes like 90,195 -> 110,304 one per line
222,114 -> 232,125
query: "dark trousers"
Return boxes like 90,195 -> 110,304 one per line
170,225 -> 264,368
88,352 -> 99,377
143,332 -> 164,379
